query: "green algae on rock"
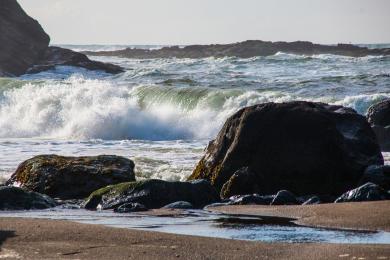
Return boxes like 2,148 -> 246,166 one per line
84,179 -> 219,210
6,155 -> 135,200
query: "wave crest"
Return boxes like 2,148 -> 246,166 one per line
0,75 -> 388,140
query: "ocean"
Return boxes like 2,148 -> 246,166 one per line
1,44 -> 390,184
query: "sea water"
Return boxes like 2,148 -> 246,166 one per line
1,44 -> 390,182
1,208 -> 390,244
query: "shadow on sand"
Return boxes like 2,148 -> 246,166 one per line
0,230 -> 15,250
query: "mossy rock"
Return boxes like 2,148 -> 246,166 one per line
6,154 -> 136,200
84,179 -> 219,210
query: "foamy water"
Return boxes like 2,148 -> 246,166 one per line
0,45 -> 390,182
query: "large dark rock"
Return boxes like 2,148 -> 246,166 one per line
189,101 -> 383,198
6,155 -> 135,200
84,179 -> 219,210
83,40 -> 390,59
27,46 -> 124,74
367,99 -> 390,151
335,182 -> 390,203
0,186 -> 56,210
0,0 -> 50,76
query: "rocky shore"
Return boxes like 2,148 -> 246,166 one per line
83,40 -> 390,59
1,1 -> 390,256
0,0 -> 123,77
1,100 -> 390,213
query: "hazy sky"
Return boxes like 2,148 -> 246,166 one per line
19,0 -> 390,45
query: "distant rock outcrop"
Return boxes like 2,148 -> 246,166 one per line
83,40 -> 390,59
0,0 -> 123,76
27,46 -> 124,74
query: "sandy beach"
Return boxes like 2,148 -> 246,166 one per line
1,201 -> 390,259
210,201 -> 390,232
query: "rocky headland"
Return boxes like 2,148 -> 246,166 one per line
0,0 -> 123,77
83,40 -> 390,59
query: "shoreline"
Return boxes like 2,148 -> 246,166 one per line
1,216 -> 390,260
209,201 -> 390,232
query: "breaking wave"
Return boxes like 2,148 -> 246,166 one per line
0,75 -> 389,140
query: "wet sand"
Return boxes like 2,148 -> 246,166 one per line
0,217 -> 389,260
209,201 -> 390,232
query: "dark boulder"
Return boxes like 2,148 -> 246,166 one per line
220,167 -> 260,199
163,201 -> 194,209
271,190 -> 299,205
27,47 -> 124,74
0,0 -> 50,76
0,186 -> 56,210
367,99 -> 390,151
114,202 -> 147,213
360,165 -> 390,190
84,179 -> 219,210
189,101 -> 383,198
335,182 -> 390,203
6,154 -> 135,200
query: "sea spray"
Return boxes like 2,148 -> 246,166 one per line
0,75 -> 390,140
0,47 -> 389,182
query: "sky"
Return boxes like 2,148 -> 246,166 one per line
18,0 -> 390,45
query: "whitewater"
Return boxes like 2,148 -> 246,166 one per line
1,45 -> 390,183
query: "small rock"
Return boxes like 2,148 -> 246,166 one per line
114,203 -> 147,213
228,194 -> 268,205
220,167 -> 260,199
163,201 -> 194,209
271,190 -> 299,205
0,186 -> 56,210
335,182 -> 390,203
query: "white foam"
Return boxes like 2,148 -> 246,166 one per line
0,75 -> 389,141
